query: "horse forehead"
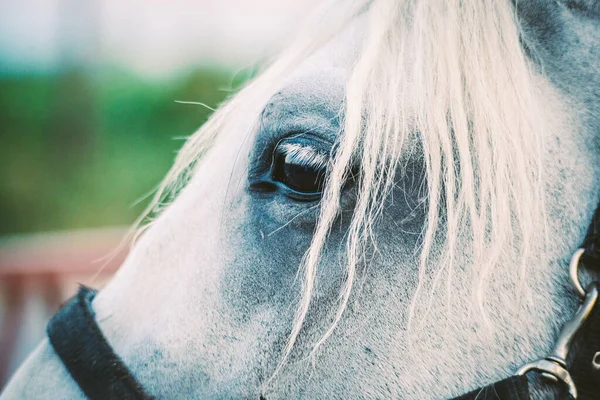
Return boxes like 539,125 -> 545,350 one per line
284,12 -> 367,84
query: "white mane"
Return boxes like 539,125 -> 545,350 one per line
139,0 -> 548,382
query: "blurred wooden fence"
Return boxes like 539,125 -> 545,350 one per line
0,227 -> 129,388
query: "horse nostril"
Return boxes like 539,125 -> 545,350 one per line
259,395 -> 267,400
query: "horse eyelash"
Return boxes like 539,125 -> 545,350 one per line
279,143 -> 329,171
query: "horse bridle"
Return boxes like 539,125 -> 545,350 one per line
47,202 -> 600,400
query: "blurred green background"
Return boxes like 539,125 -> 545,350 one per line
0,68 -> 239,235
0,0 -> 318,236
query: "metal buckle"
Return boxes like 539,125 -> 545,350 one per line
515,249 -> 599,400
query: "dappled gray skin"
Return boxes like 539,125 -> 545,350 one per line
3,1 -> 600,399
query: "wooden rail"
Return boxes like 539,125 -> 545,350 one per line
0,227 -> 129,389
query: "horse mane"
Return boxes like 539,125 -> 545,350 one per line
137,0 -> 548,380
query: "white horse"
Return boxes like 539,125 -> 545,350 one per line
3,0 -> 600,398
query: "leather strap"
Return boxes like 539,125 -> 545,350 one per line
571,202 -> 600,400
570,299 -> 600,400
451,376 -> 530,400
582,201 -> 600,269
47,286 -> 152,400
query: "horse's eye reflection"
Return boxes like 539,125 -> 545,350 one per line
272,142 -> 328,196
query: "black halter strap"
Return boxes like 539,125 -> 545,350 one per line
582,202 -> 600,268
570,203 -> 600,399
46,286 -> 151,400
452,376 -> 531,400
46,202 -> 600,400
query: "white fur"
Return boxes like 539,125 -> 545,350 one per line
3,1 -> 600,399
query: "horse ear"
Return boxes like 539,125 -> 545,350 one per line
561,0 -> 600,16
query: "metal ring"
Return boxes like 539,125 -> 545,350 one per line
569,248 -> 587,300
516,358 -> 577,399
593,352 -> 600,371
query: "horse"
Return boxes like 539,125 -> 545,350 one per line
3,0 -> 600,398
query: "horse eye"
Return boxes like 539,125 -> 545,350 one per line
272,143 -> 328,195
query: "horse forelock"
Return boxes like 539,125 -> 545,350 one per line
139,0 -> 553,382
